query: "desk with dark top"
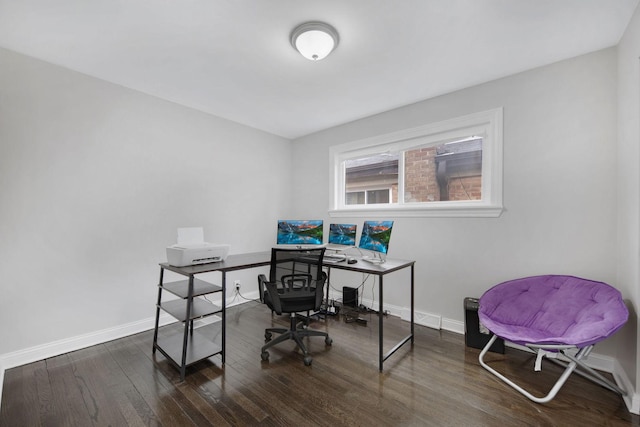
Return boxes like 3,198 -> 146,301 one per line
154,251 -> 414,375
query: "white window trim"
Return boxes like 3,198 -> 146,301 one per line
329,108 -> 503,218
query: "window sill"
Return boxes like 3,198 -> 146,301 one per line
329,203 -> 504,218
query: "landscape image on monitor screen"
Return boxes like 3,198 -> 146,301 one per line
359,221 -> 394,254
329,223 -> 357,246
277,220 -> 323,245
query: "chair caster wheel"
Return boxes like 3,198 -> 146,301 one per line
303,356 -> 312,366
261,351 -> 269,361
325,337 -> 332,346
265,332 -> 272,341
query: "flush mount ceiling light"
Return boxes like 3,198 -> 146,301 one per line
290,22 -> 339,61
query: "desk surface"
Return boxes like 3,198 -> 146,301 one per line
160,251 -> 414,276
160,251 -> 271,276
326,257 -> 415,275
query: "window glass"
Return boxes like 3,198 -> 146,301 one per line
404,138 -> 482,203
329,108 -> 503,218
346,191 -> 365,205
368,189 -> 391,204
342,138 -> 481,206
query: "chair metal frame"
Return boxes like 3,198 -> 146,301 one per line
479,335 -> 626,403
259,247 -> 331,366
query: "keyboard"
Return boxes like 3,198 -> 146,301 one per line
324,253 -> 347,263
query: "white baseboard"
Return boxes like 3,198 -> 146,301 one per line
441,318 -> 464,334
1,294 -> 637,415
613,357 -> 640,414
0,314 -> 170,411
0,315 -> 169,373
0,293 -> 257,409
340,293 -> 445,330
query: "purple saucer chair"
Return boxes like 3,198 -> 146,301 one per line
478,275 -> 628,403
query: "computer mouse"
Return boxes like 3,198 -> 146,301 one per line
347,257 -> 357,264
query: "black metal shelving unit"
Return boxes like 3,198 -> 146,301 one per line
152,270 -> 223,381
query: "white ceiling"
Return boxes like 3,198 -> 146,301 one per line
0,0 -> 638,139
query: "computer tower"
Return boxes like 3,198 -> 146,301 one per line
343,286 -> 358,307
464,297 -> 504,353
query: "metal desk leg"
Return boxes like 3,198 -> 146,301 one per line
221,271 -> 226,365
180,276 -> 194,381
379,274 -> 384,372
152,267 -> 164,353
379,264 -> 415,371
326,267 -> 332,313
411,264 -> 414,343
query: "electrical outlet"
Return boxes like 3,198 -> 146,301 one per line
234,280 -> 241,291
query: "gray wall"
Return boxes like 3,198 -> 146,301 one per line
617,4 -> 640,402
292,48 -> 620,348
0,47 -> 289,356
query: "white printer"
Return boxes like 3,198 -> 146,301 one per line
166,227 -> 230,267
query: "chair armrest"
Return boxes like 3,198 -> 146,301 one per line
258,273 -> 267,303
263,278 -> 283,314
281,274 -> 313,291
316,271 -> 328,309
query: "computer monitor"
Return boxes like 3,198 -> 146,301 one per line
359,221 -> 394,255
328,223 -> 357,247
276,220 -> 324,246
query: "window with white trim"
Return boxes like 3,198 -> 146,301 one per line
329,108 -> 503,218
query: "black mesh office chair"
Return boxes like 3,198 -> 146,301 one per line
258,247 -> 332,366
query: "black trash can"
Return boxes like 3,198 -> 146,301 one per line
464,297 -> 504,353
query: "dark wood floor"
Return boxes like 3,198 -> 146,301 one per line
2,301 -> 639,426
